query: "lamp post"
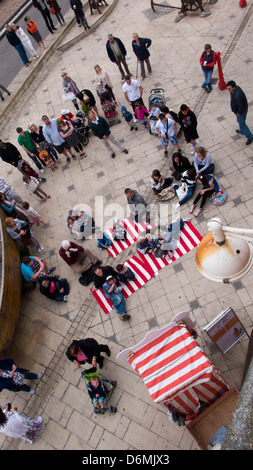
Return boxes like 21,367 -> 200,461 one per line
195,218 -> 253,283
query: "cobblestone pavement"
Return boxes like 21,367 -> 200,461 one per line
0,0 -> 252,454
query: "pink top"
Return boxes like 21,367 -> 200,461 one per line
76,353 -> 88,362
135,105 -> 149,120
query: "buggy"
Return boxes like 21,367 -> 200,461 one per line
148,88 -> 166,135
96,84 -> 121,126
74,111 -> 90,146
81,369 -> 117,414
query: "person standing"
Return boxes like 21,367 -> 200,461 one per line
24,16 -> 46,50
89,110 -> 128,158
227,80 -> 253,146
47,0 -> 65,26
70,0 -> 90,29
11,23 -> 39,61
122,76 -> 144,112
106,34 -> 131,80
0,140 -> 22,166
33,0 -> 57,34
62,72 -> 80,110
66,338 -> 111,370
5,24 -> 30,67
42,115 -> 74,164
124,188 -> 148,223
16,127 -> 45,173
132,32 -> 152,80
0,404 -> 42,444
199,44 -> 216,93
0,82 -> 11,101
178,104 -> 199,154
0,177 -> 23,203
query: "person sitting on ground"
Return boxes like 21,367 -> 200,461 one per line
194,146 -> 214,176
137,234 -> 157,255
96,230 -> 112,250
150,169 -> 173,195
66,338 -> 111,371
190,174 -> 219,217
154,230 -> 177,260
112,218 -> 127,240
174,167 -> 197,208
59,240 -> 101,275
116,263 -> 136,283
91,265 -> 119,290
103,275 -> 131,321
87,375 -> 107,414
20,255 -> 56,282
171,151 -> 192,181
39,276 -> 69,302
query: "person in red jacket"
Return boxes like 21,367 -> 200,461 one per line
59,240 -> 101,274
199,44 -> 216,93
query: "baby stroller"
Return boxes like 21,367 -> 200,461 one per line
74,111 -> 90,146
97,84 -> 121,126
81,369 -> 117,414
148,88 -> 166,135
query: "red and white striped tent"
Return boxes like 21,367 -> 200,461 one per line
117,318 -> 229,421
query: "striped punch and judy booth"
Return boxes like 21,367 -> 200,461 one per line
117,313 -> 229,426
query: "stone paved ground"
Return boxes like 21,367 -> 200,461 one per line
0,0 -> 252,453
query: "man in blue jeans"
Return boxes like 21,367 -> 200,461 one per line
5,24 -> 30,67
227,80 -> 253,146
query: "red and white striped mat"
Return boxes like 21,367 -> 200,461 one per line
105,217 -> 154,258
90,255 -> 154,314
138,221 -> 202,272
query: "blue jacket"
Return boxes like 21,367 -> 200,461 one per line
132,37 -> 151,61
106,37 -> 127,63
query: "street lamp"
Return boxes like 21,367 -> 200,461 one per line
195,217 -> 253,283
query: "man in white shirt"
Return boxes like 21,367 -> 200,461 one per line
122,76 -> 144,111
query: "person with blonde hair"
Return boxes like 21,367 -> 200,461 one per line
11,23 -> 39,61
193,146 -> 214,176
94,64 -> 116,103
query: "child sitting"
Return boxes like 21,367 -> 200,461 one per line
96,230 -> 112,250
134,102 -> 149,129
121,106 -> 137,131
22,201 -> 46,227
87,375 -> 107,414
116,264 -> 136,283
148,103 -> 161,134
154,230 -> 177,260
112,218 -> 127,241
23,175 -> 51,202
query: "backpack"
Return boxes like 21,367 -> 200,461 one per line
210,189 -> 227,206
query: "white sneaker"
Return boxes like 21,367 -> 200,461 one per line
40,169 -> 45,174
176,202 -> 180,209
37,245 -> 44,253
191,146 -> 195,154
63,295 -> 67,302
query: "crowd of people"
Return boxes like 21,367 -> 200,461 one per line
0,5 -> 252,442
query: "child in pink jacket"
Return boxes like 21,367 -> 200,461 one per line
134,102 -> 149,129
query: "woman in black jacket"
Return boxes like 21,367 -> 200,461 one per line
66,338 -> 111,370
39,276 -> 69,301
171,152 -> 192,181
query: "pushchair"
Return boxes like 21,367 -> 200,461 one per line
74,111 -> 90,146
96,84 -> 121,126
81,369 -> 117,414
148,88 -> 166,135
